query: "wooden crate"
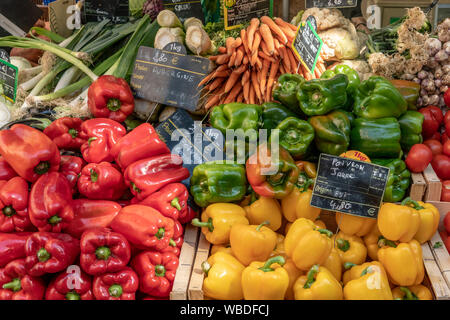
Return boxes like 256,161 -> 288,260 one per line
410,172 -> 427,201
408,164 -> 442,202
188,230 -> 210,300
170,224 -> 200,300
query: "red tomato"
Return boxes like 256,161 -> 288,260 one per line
405,144 -> 433,173
420,106 -> 443,139
431,154 -> 450,180
445,109 -> 450,124
442,132 -> 450,144
430,131 -> 441,141
445,237 -> 450,254
444,140 -> 450,157
440,230 -> 450,254
441,181 -> 450,202
424,139 -> 443,156
444,211 -> 450,234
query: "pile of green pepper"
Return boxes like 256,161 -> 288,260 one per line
196,64 -> 423,206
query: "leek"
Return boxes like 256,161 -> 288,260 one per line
29,27 -> 65,43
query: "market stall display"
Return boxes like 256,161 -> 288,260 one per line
0,2 -> 448,301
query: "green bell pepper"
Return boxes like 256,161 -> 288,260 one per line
272,74 -> 305,114
321,65 -> 360,111
339,110 -> 355,125
353,76 -> 407,119
398,111 -> 424,151
270,117 -> 315,159
262,102 -> 297,135
210,103 -> 262,135
372,158 -> 411,203
308,110 -> 351,156
190,161 -> 247,208
297,74 -> 349,116
350,117 -> 402,158
390,80 -> 421,111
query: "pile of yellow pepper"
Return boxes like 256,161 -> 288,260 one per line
193,162 -> 441,300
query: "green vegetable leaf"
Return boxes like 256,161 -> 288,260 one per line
433,242 -> 443,249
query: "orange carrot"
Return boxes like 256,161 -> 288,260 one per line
205,94 -> 221,110
224,81 -> 243,104
228,50 -> 237,68
261,16 -> 288,45
301,64 -> 313,81
243,81 -> 250,102
241,29 -> 250,56
236,91 -> 244,103
234,46 -> 245,66
260,39 -> 271,56
233,37 -> 242,49
208,77 -> 225,92
209,55 -> 219,62
251,70 -> 262,102
213,70 -> 231,78
273,38 -> 281,57
260,59 -> 270,96
198,72 -> 214,87
247,18 -> 260,50
234,64 -> 247,74
241,70 -> 250,85
249,83 -> 256,104
279,46 -> 291,73
266,60 -> 279,101
275,17 -> 298,32
287,49 -> 298,74
255,56 -> 263,70
226,37 -> 235,55
258,51 -> 276,63
259,23 -> 275,55
215,64 -> 228,72
224,72 -> 241,93
243,55 -> 249,65
218,46 -> 227,54
216,54 -> 230,65
279,63 -> 286,75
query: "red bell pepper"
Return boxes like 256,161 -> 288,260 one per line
0,157 -> 17,181
43,117 -> 87,150
137,183 -> 188,221
59,155 -> 86,192
132,251 -> 179,297
161,220 -> 183,257
80,118 -> 126,164
111,205 -> 174,251
88,75 -> 135,123
124,154 -> 190,201
180,205 -> 198,225
0,233 -> 31,267
443,132 -> 450,145
0,259 -> 45,300
0,124 -> 60,182
29,172 -> 74,232
80,228 -> 131,276
45,266 -> 93,300
0,177 -> 32,232
78,162 -> 126,200
65,199 -> 121,239
419,106 -> 443,139
25,232 -> 80,277
93,267 -> 139,300
110,123 -> 170,169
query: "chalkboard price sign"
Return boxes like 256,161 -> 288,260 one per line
305,0 -> 358,9
0,50 -> 9,63
0,59 -> 18,103
84,0 -> 129,23
310,154 -> 390,219
163,0 -> 205,23
130,45 -> 211,112
224,0 -> 273,30
291,16 -> 323,74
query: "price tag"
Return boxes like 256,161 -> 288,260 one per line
0,59 -> 18,103
163,42 -> 187,55
305,0 -> 357,9
224,0 -> 273,31
310,153 -> 390,219
0,50 -> 10,63
130,45 -> 211,112
83,0 -> 129,23
291,15 -> 323,75
163,0 -> 205,23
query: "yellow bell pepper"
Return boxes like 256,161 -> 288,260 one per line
270,233 -> 286,258
343,262 -> 393,300
323,248 -> 342,281
335,212 -> 376,237
378,238 -> 424,286
363,224 -> 382,261
241,256 -> 289,300
192,203 -> 249,245
202,252 -> 245,300
296,161 -> 317,179
392,285 -> 433,300
285,222 -> 292,235
293,265 -> 343,300
210,244 -> 233,256
333,231 -> 367,266
284,258 -> 303,300
244,197 -> 282,231
281,187 -> 321,223
314,219 -> 327,229
413,201 -> 440,244
342,261 -> 384,285
377,198 -> 421,242
230,221 -> 277,266
284,218 -> 333,271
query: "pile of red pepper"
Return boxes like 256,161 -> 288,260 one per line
0,118 -> 196,300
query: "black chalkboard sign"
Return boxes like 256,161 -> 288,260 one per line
130,45 -> 211,111
0,50 -> 9,63
291,15 -> 323,74
156,109 -> 224,187
0,59 -> 18,103
305,0 -> 358,9
163,0 -> 205,23
224,0 -> 273,30
310,154 -> 390,219
84,0 -> 129,23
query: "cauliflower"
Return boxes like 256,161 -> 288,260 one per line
300,8 -> 346,31
319,27 -> 360,60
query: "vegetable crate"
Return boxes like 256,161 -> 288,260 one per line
410,164 -> 442,202
170,224 -> 200,300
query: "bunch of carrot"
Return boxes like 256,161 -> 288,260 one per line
200,16 -> 327,110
